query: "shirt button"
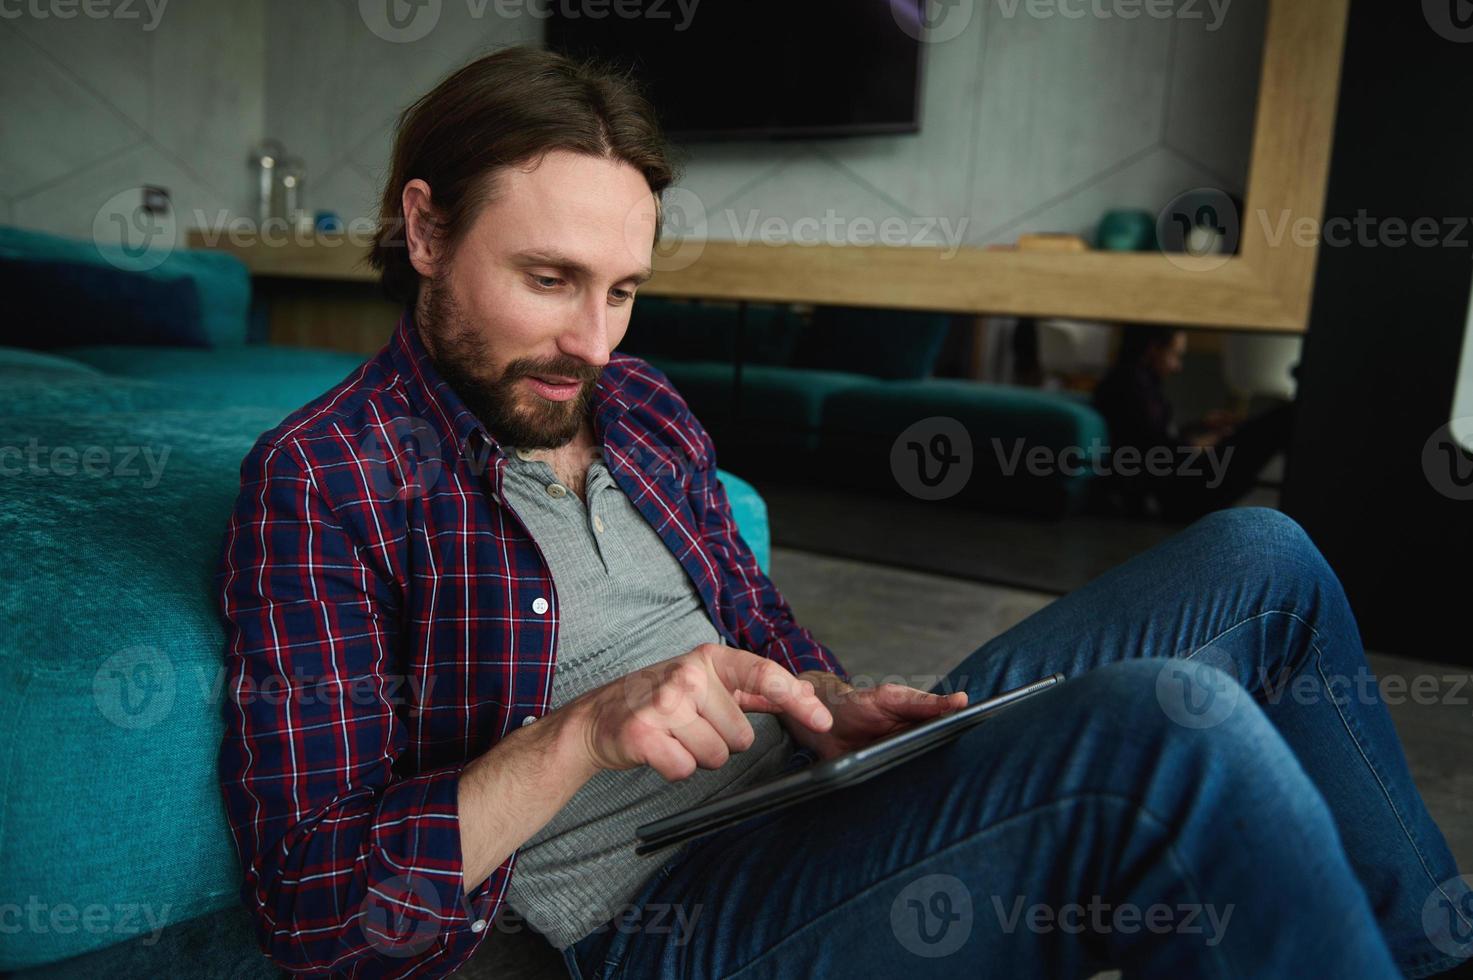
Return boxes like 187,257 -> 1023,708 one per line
532,597 -> 549,615
593,515 -> 605,534
521,714 -> 537,727
470,918 -> 487,933
546,483 -> 568,498
515,448 -> 537,462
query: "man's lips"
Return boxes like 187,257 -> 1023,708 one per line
523,374 -> 585,402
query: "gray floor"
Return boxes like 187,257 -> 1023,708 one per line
756,480 -> 1285,598
770,545 -> 1473,874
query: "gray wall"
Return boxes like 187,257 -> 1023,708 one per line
2,0 -> 1267,250
1,0 -> 265,242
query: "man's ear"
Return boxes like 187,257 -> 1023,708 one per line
402,179 -> 439,279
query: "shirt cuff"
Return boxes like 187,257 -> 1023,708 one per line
363,765 -> 514,956
765,636 -> 850,685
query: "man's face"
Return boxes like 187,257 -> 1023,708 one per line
1148,331 -> 1188,377
415,150 -> 658,449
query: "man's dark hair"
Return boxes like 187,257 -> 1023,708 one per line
1115,324 -> 1183,365
369,45 -> 679,304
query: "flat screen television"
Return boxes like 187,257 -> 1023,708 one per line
543,1 -> 926,141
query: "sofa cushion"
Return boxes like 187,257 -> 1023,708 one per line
2,257 -> 209,349
0,406 -> 292,970
58,344 -> 370,410
621,298 -> 803,365
0,346 -> 104,376
0,347 -> 200,416
819,379 -> 1109,517
793,305 -> 953,380
712,468 -> 770,573
0,225 -> 252,348
649,359 -> 873,458
6,904 -> 279,980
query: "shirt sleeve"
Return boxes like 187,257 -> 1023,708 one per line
680,414 -> 850,684
216,438 -> 509,975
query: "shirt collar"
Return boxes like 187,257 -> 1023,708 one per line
387,309 -> 637,460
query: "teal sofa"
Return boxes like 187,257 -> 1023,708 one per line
0,233 -> 772,978
623,298 -> 1110,518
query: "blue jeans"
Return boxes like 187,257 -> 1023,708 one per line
560,508 -> 1471,979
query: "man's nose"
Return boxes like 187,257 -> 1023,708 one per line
557,294 -> 612,369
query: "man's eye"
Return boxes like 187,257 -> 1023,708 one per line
610,288 -> 634,303
530,275 -> 562,289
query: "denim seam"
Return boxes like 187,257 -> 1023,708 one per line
1310,653 -> 1473,961
1182,607 -> 1473,943
719,792 -> 1234,980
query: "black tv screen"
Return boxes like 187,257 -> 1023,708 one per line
544,1 -> 926,141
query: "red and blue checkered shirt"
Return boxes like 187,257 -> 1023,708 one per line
216,313 -> 848,977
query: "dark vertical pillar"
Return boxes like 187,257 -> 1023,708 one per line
1281,0 -> 1473,665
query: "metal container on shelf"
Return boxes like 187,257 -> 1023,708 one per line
248,139 -> 286,227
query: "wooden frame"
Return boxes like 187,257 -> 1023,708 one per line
191,0 -> 1348,334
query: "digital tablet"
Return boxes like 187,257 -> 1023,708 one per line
633,672 -> 1065,856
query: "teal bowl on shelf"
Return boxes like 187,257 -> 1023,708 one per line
1096,209 -> 1157,251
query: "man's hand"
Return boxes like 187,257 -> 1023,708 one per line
780,670 -> 969,761
561,643 -> 833,782
1203,408 -> 1244,432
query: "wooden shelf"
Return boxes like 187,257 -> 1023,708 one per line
188,0 -> 1346,336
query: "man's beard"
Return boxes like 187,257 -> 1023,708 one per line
416,279 -> 601,450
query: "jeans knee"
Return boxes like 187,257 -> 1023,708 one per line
1193,507 -> 1348,602
1195,506 -> 1308,558
1079,659 -> 1300,784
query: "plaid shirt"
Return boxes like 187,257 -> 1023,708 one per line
216,313 -> 847,978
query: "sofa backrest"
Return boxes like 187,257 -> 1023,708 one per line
0,225 -> 252,349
